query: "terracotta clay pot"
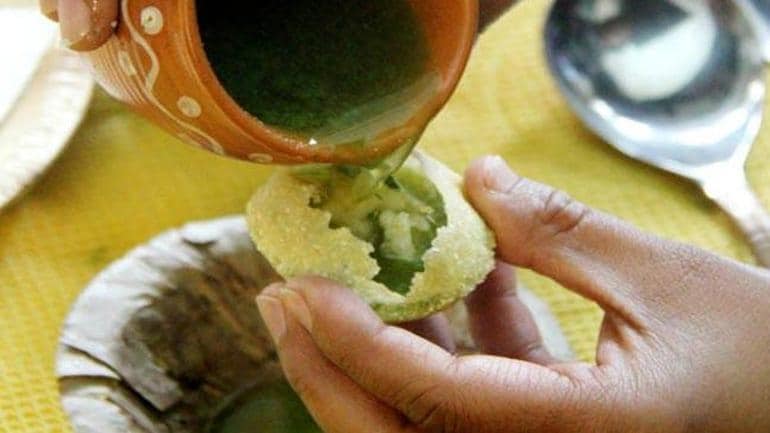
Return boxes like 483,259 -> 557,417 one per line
85,0 -> 478,165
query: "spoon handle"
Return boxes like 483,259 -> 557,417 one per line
735,0 -> 770,62
702,169 -> 770,267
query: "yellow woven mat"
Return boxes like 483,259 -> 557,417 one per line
1,1 -> 769,431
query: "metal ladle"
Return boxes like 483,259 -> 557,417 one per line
737,0 -> 770,60
545,0 -> 770,266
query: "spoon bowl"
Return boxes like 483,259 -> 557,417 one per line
545,0 -> 770,265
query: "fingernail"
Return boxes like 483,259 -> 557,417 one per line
279,288 -> 313,331
59,0 -> 94,48
40,0 -> 59,20
482,156 -> 518,193
256,295 -> 287,343
261,281 -> 285,297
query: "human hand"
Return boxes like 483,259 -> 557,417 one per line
479,0 -> 516,31
40,0 -> 118,51
256,155 -> 770,433
40,0 -> 516,52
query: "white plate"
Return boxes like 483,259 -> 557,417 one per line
56,216 -> 573,433
0,7 -> 93,211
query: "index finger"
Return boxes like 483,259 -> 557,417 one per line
464,156 -> 765,326
466,261 -> 559,365
399,314 -> 457,353
58,0 -> 118,51
278,277 -> 577,432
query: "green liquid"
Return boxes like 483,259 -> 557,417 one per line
208,381 -> 322,433
294,156 -> 447,295
197,0 -> 434,145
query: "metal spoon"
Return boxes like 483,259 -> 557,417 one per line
737,0 -> 770,60
544,0 -> 770,266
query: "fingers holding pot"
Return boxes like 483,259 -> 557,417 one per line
40,0 -> 59,20
478,0 -> 517,30
77,0 -> 478,164
41,0 -> 118,51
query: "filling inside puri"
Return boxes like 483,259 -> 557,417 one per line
295,162 -> 447,295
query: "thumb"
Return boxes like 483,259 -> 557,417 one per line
465,156 -> 594,271
55,0 -> 118,51
272,276 -> 578,433
464,156 -> 726,324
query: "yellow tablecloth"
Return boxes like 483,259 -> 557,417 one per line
1,1 -> 769,431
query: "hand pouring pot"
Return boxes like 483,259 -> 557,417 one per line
85,0 -> 478,165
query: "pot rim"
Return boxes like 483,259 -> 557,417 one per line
181,0 -> 479,165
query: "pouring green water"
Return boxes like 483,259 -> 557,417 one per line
199,2 -> 437,432
198,0 -> 437,154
